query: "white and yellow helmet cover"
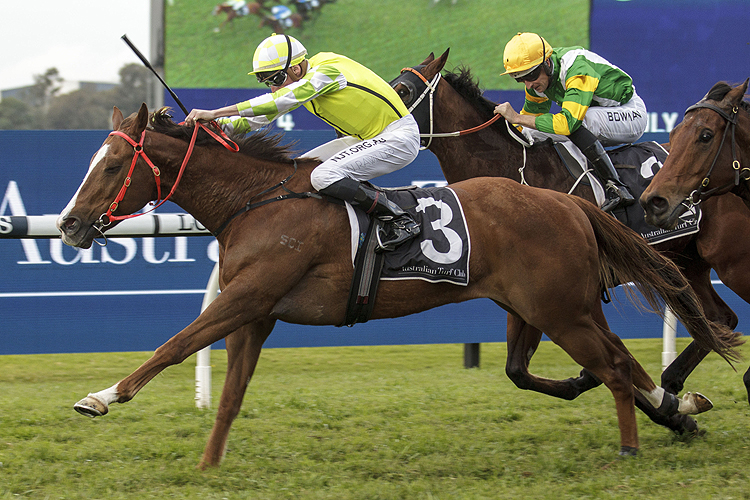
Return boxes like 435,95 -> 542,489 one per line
249,33 -> 307,75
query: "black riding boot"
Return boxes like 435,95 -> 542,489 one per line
319,178 -> 421,251
570,127 -> 635,213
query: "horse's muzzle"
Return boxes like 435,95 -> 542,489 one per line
57,215 -> 96,248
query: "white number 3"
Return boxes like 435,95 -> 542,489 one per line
416,196 -> 463,265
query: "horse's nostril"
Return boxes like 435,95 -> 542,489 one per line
62,217 -> 79,233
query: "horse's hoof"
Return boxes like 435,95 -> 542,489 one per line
681,391 -> 713,414
673,414 -> 699,435
74,395 -> 108,418
618,446 -> 638,457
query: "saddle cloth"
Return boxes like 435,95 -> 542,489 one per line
554,140 -> 701,245
345,186 -> 471,286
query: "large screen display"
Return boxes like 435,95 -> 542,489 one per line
164,0 -> 589,90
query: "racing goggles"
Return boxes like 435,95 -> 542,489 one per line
513,64 -> 544,83
257,70 -> 288,87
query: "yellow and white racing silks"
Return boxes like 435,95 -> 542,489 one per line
218,52 -> 408,140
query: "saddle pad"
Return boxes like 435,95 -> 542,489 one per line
349,186 -> 471,286
555,140 -> 701,245
608,142 -> 701,245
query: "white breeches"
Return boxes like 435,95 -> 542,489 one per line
308,114 -> 420,191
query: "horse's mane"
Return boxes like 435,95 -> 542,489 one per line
443,66 -> 497,119
148,107 -> 297,163
704,81 -> 750,114
442,66 -> 530,143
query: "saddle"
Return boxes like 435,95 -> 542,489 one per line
343,185 -> 470,326
554,141 -> 701,245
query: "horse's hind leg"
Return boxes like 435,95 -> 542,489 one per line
505,314 -> 601,399
594,321 -> 703,435
199,320 -> 274,469
544,320 -> 641,453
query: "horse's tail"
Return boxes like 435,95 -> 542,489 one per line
567,195 -> 744,366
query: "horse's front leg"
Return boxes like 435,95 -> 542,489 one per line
660,251 -> 734,395
74,281 -> 258,417
199,319 -> 275,469
504,313 -> 602,399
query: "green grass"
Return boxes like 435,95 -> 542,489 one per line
165,0 -> 589,90
1,339 -> 749,499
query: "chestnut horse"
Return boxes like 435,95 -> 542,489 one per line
641,79 -> 750,398
212,1 -> 260,31
642,80 -> 750,225
57,104 -> 739,467
388,50 -> 750,415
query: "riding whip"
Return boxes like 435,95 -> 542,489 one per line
121,34 -> 189,116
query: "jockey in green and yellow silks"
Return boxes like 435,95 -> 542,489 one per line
185,33 -> 421,250
494,32 -> 647,213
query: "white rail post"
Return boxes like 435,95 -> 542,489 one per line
195,262 -> 220,408
662,306 -> 677,372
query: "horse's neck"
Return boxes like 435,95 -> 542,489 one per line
430,119 -> 590,197
427,86 -> 592,199
149,142 -> 294,233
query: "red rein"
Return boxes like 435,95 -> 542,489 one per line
101,121 -> 239,226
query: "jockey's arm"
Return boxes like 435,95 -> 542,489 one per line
185,105 -> 240,126
494,102 -> 538,130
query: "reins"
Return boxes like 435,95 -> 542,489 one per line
399,67 -> 501,148
682,101 -> 749,208
397,66 -> 532,182
99,118 -> 320,241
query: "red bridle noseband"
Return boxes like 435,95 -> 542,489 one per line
98,121 -> 239,229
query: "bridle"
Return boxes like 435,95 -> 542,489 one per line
95,120 -> 239,241
681,100 -> 749,208
395,66 -> 503,149
392,65 -> 533,182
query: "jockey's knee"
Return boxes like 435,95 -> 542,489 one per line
310,167 -> 341,192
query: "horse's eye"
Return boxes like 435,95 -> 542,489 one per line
397,87 -> 410,99
104,163 -> 123,174
699,130 -> 713,143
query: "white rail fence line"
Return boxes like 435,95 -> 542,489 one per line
1,214 -> 685,408
1,214 -> 219,409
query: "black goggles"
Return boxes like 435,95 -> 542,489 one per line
513,64 -> 544,83
257,70 -> 288,87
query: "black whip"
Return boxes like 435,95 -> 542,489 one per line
121,34 -> 189,116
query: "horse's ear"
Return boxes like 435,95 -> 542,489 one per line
432,49 -> 450,73
420,52 -> 435,66
132,103 -> 149,136
721,79 -> 749,108
112,107 -> 124,130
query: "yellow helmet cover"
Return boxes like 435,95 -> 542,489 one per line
501,32 -> 553,77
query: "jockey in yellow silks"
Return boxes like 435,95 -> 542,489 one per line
185,33 -> 421,250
